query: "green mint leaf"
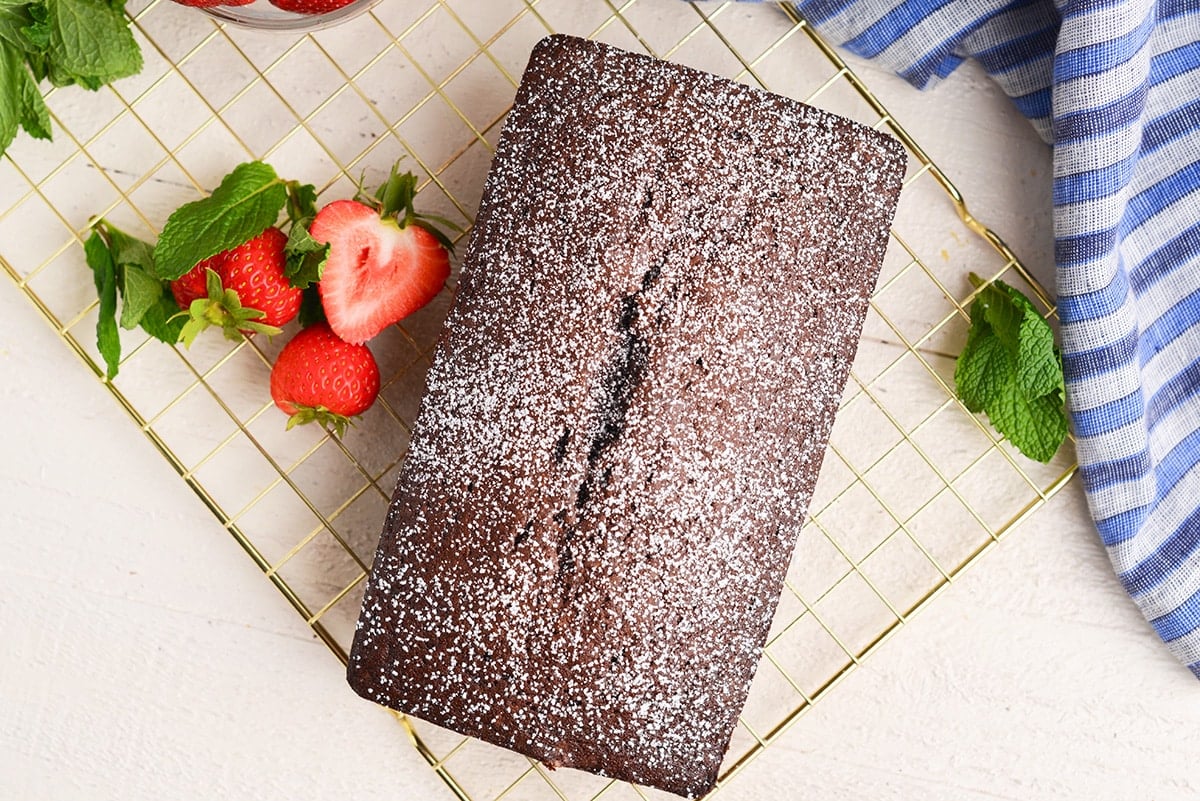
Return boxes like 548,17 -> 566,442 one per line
154,161 -> 286,280
137,287 -> 186,344
954,331 -> 1010,414
976,282 -> 1022,355
285,181 -> 318,224
103,222 -> 156,276
88,220 -> 164,330
24,48 -> 46,81
17,63 -> 50,139
44,0 -> 141,86
283,218 -> 328,289
298,284 -> 326,328
285,247 -> 327,289
0,41 -> 24,153
84,230 -> 120,379
1015,305 -> 1061,399
987,382 -> 1068,463
119,263 -> 162,329
284,217 -> 319,254
955,275 -> 1068,462
46,61 -> 96,88
0,2 -> 33,50
20,2 -> 50,50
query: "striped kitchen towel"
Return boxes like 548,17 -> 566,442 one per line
765,0 -> 1200,677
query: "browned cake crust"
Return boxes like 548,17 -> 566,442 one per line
348,34 -> 905,799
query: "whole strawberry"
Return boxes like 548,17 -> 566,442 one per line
170,251 -> 220,309
174,226 -> 302,346
310,165 -> 453,345
267,0 -> 355,12
270,323 -> 381,435
169,0 -> 254,7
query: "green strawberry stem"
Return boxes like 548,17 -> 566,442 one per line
361,161 -> 461,254
371,163 -> 418,223
284,403 -> 354,438
178,268 -> 281,348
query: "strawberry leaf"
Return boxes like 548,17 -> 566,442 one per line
178,310 -> 206,349
284,403 -> 352,438
84,230 -> 120,379
154,161 -> 287,280
373,164 -> 416,219
414,212 -> 463,232
177,267 -> 281,346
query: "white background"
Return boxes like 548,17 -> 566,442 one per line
4,7 -> 1200,800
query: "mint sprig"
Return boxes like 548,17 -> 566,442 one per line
83,162 -> 310,372
154,161 -> 288,280
0,0 -> 141,157
43,0 -> 140,87
955,273 -> 1067,462
83,219 -> 186,379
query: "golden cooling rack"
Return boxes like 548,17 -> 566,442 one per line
0,1 -> 1076,798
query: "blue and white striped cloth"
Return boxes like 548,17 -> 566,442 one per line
762,0 -> 1200,677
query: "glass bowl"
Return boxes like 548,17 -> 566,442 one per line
200,0 -> 379,32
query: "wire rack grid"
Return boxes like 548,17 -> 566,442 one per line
0,1 -> 1076,799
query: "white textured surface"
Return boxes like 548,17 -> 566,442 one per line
3,30 -> 1200,801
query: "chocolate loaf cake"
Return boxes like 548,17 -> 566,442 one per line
348,35 -> 905,798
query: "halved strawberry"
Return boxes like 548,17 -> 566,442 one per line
270,322 -> 381,436
310,167 -> 452,345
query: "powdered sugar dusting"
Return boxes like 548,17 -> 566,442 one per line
348,35 -> 905,799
